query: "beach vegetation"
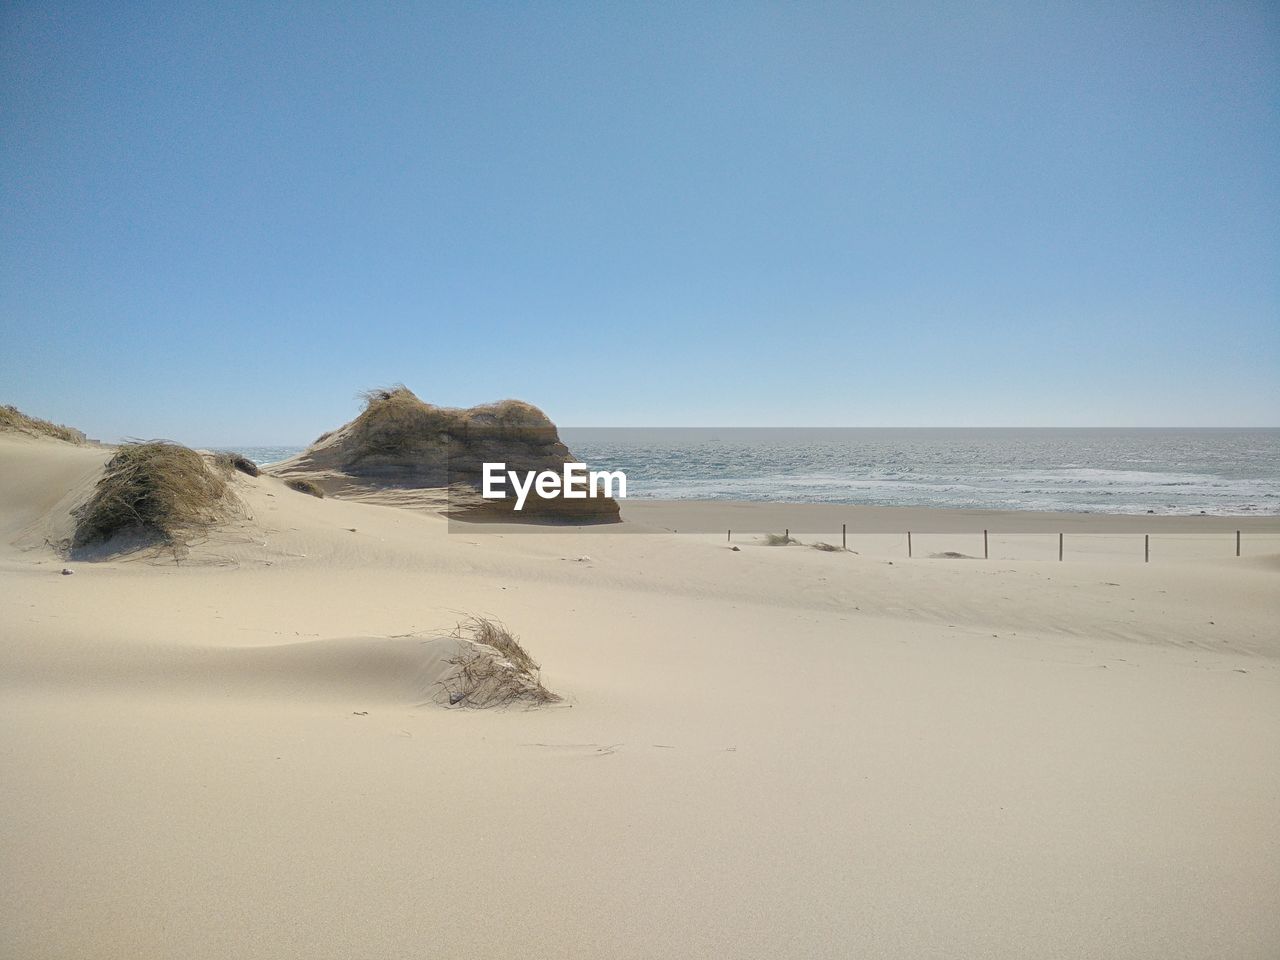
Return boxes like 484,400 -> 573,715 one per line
285,477 -> 324,498
0,404 -> 86,444
441,617 -> 560,708
72,441 -> 235,551
213,452 -> 261,477
347,384 -> 555,462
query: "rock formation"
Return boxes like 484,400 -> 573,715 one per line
269,386 -> 621,523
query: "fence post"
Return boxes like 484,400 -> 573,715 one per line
983,529 -> 988,560
842,523 -> 846,550
1145,534 -> 1149,563
785,528 -> 789,543
727,529 -> 731,543
907,531 -> 912,558
1237,530 -> 1241,557
1059,532 -> 1063,562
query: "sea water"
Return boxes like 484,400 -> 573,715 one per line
227,428 -> 1280,516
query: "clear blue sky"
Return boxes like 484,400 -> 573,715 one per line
2,1 -> 1276,444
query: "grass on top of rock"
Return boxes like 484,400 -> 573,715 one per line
347,385 -> 444,458
0,404 -> 86,444
72,441 -> 236,551
345,384 -> 555,461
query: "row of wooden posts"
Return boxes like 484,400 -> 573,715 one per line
726,527 -> 1249,562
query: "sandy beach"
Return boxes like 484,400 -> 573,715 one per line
5,2 -> 1276,955
2,428 -> 1278,959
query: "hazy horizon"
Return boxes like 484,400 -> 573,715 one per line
92,421 -> 1280,450
205,425 -> 1280,455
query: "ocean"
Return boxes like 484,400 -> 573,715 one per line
227,428 -> 1280,517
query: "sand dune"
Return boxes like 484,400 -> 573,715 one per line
2,429 -> 1278,959
0,432 -> 109,545
3,632 -> 467,703
269,386 -> 621,522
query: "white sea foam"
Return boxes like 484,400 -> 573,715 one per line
231,429 -> 1280,516
564,428 -> 1280,516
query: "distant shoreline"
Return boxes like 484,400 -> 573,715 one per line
226,432 -> 1280,520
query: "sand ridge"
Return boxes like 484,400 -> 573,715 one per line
2,430 -> 1278,959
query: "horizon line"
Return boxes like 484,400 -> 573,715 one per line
187,424 -> 1280,447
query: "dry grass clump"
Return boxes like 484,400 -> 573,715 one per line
359,385 -> 414,407
465,616 -> 540,672
212,452 -> 260,477
0,404 -> 86,444
73,441 -> 234,549
346,385 -> 556,462
762,532 -> 800,546
349,385 -> 455,458
440,617 -> 560,708
463,398 -> 552,428
285,477 -> 324,498
810,541 -> 845,552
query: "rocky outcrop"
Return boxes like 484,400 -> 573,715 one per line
268,387 -> 620,523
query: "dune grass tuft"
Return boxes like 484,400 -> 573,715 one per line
346,385 -> 556,464
350,384 -> 446,458
810,541 -> 845,552
1,404 -> 86,444
762,532 -> 800,546
285,477 -> 324,498
463,616 -> 540,673
73,441 -> 234,550
441,617 -> 560,708
213,452 -> 261,477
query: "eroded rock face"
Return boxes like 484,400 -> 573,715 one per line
269,388 -> 620,523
